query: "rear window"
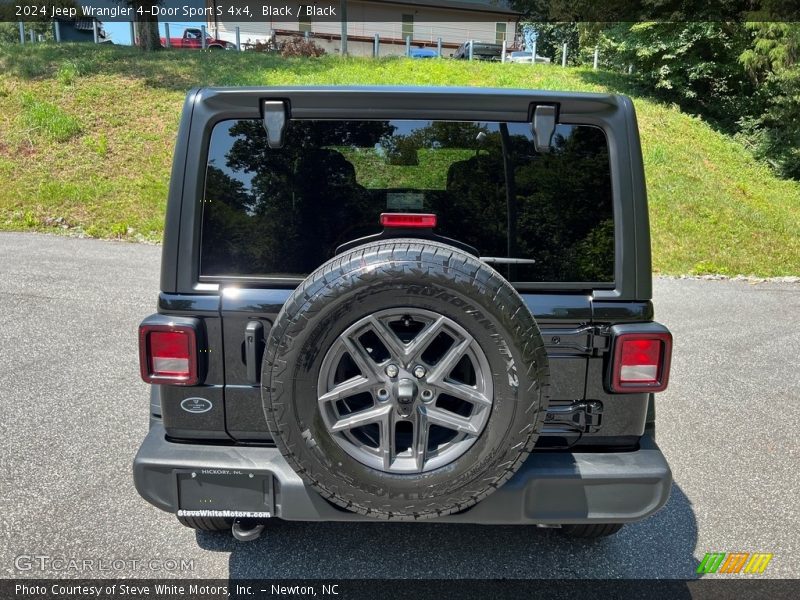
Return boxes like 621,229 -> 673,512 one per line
200,119 -> 614,283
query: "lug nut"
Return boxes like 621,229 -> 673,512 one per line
385,364 -> 399,378
377,388 -> 390,401
421,390 -> 434,402
413,365 -> 426,379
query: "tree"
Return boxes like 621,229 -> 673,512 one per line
738,23 -> 800,178
523,23 -> 579,64
599,22 -> 754,128
740,22 -> 799,83
119,1 -> 161,51
504,1 -> 768,22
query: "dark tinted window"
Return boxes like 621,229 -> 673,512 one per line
200,119 -> 614,282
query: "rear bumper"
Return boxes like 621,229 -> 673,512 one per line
133,422 -> 672,524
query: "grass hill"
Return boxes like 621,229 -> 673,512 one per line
0,43 -> 798,276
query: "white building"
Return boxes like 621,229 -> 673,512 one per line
207,0 -> 521,56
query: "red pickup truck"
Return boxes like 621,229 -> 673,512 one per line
161,28 -> 234,50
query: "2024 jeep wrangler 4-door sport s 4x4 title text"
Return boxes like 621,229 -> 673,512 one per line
133,86 -> 673,541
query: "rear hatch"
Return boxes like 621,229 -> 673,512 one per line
155,87 -> 654,449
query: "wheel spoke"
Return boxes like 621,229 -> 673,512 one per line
379,410 -> 396,470
366,316 -> 408,363
427,338 -> 471,383
432,380 -> 492,407
330,404 -> 391,433
341,336 -> 380,380
318,376 -> 373,405
405,316 -> 447,362
411,407 -> 429,472
424,406 -> 479,435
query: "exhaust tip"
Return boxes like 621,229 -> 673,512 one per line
231,520 -> 265,542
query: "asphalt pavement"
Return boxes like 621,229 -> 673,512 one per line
1,232 -> 798,579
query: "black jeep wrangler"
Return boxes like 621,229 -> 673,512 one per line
133,87 -> 673,540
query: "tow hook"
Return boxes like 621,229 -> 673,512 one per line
231,519 -> 265,542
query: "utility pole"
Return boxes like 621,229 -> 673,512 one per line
340,0 -> 348,56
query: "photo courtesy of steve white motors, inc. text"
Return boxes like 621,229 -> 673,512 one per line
14,583 -> 340,597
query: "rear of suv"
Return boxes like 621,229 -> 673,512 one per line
133,86 -> 673,539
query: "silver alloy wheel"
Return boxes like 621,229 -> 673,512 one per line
317,308 -> 494,473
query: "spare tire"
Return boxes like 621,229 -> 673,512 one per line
262,239 -> 549,520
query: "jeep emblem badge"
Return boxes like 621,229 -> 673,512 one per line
180,397 -> 213,414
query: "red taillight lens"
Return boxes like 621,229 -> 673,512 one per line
611,333 -> 672,393
620,340 -> 661,383
150,332 -> 190,375
380,213 -> 437,228
139,325 -> 198,385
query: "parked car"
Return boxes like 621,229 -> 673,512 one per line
506,51 -> 551,64
134,86 -> 673,541
161,27 -> 236,50
453,40 -> 503,60
409,48 -> 439,59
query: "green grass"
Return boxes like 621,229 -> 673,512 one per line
0,42 -> 798,275
20,91 -> 83,141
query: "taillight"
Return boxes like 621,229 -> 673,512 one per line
380,213 -> 437,228
610,332 -> 672,393
139,324 -> 198,385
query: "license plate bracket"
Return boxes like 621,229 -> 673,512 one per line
176,470 -> 273,518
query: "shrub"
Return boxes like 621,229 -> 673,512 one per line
247,40 -> 275,53
57,62 -> 80,86
280,37 -> 325,58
